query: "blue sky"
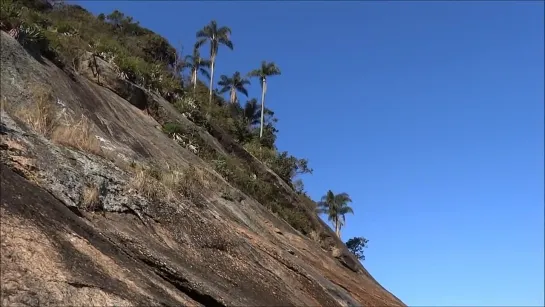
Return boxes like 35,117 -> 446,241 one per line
76,1 -> 544,306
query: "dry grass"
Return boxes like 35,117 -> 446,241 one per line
309,230 -> 320,243
82,184 -> 100,210
127,164 -> 210,204
14,85 -> 59,136
1,97 -> 7,113
52,115 -> 102,156
128,167 -> 168,201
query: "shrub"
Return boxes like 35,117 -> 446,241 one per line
0,0 -> 21,30
162,122 -> 184,136
114,54 -> 149,84
209,154 -> 312,234
43,31 -> 85,69
17,22 -> 49,53
55,21 -> 78,35
244,141 -> 312,185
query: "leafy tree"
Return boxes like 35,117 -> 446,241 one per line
272,151 -> 312,184
345,237 -> 368,261
218,71 -> 250,104
248,61 -> 281,138
195,20 -> 233,108
105,10 -> 124,28
293,178 -> 306,195
104,10 -> 143,35
317,190 -> 354,238
184,46 -> 211,93
141,33 -> 176,66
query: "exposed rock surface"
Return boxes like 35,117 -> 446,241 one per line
0,31 -> 405,306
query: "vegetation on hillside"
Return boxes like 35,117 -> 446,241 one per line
317,190 -> 354,238
346,237 -> 369,261
1,0 -> 371,260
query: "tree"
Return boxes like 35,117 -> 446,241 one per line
248,61 -> 281,138
141,33 -> 177,66
317,190 -> 354,238
195,20 -> 233,108
184,46 -> 211,93
242,98 -> 260,125
345,237 -> 369,261
218,71 -> 250,104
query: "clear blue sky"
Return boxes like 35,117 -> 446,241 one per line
76,1 -> 544,306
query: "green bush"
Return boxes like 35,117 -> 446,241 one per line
43,30 -> 85,68
114,54 -> 150,84
0,0 -> 22,29
17,22 -> 50,53
162,122 -> 184,136
55,22 -> 77,35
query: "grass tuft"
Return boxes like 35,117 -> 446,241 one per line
51,115 -> 102,156
82,183 -> 100,210
14,85 -> 59,136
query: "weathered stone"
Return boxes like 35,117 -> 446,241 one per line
78,51 -> 148,111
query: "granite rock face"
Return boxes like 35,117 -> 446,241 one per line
0,31 -> 405,307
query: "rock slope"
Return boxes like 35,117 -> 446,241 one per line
0,31 -> 405,306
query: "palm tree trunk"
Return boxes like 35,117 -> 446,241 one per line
334,217 -> 340,238
259,78 -> 267,138
208,54 -> 216,110
192,69 -> 197,93
230,87 -> 236,104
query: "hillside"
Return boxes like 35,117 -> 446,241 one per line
0,1 -> 405,306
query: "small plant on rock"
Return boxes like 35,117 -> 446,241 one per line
14,85 -> 59,136
82,183 -> 100,210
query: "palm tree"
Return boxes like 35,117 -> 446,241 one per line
247,61 -> 281,138
171,41 -> 185,76
242,98 -> 261,129
195,20 -> 233,107
218,71 -> 250,104
317,190 -> 354,238
184,46 -> 211,93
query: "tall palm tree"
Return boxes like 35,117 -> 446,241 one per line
218,71 -> 250,104
317,190 -> 354,238
195,20 -> 233,107
184,46 -> 211,93
247,61 -> 281,138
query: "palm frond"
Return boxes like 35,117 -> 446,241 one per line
218,37 -> 234,50
199,59 -> 212,67
238,87 -> 249,97
247,69 -> 263,78
265,62 -> 281,76
196,28 -> 210,39
199,68 -> 211,80
194,37 -> 207,49
339,206 -> 354,215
